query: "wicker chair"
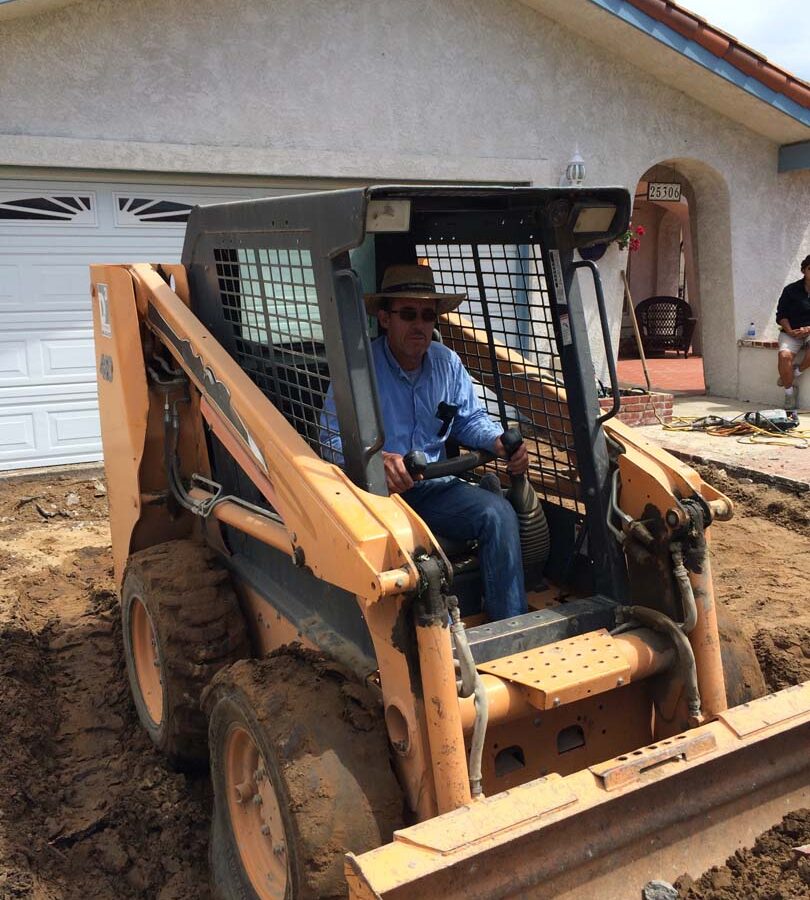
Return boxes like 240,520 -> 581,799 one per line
635,296 -> 697,358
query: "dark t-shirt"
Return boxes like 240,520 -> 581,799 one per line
776,278 -> 810,329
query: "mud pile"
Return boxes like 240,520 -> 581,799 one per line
0,474 -> 210,900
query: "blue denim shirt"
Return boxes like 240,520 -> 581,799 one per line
319,337 -> 502,464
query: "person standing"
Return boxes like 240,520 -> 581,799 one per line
776,254 -> 810,410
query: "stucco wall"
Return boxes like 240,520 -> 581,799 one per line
1,0 -> 808,399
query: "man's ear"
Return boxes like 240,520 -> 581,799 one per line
377,309 -> 390,330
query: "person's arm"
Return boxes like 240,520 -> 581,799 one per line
381,452 -> 415,493
449,357 -> 528,475
776,286 -> 795,335
491,434 -> 529,475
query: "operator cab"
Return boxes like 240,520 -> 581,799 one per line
184,186 -> 631,630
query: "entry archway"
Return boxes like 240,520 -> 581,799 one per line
621,159 -> 734,398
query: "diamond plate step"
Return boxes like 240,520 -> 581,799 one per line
476,628 -> 631,710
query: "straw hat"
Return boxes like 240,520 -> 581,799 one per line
364,263 -> 466,315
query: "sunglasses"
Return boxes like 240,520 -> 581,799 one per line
389,307 -> 438,323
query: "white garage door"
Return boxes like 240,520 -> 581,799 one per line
0,178 -> 291,471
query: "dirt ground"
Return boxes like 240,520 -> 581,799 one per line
0,465 -> 808,899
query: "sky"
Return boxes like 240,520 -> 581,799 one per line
678,0 -> 809,83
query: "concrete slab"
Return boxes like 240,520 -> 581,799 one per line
632,394 -> 810,488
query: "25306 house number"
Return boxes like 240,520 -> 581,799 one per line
647,182 -> 682,202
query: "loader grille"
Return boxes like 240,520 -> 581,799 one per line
213,247 -> 340,457
417,242 -> 583,513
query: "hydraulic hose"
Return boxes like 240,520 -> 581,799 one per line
670,542 -> 698,634
449,599 -> 488,798
622,605 -> 702,720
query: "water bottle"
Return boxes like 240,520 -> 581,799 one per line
746,321 -> 756,339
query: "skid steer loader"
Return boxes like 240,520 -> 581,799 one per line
90,185 -> 810,900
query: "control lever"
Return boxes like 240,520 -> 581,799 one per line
403,450 -> 428,479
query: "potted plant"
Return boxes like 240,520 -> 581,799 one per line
578,224 -> 644,261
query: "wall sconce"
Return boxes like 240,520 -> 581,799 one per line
561,147 -> 586,187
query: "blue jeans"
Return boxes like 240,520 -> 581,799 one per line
402,476 -> 527,621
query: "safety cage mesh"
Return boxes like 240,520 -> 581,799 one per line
417,242 -> 583,514
213,247 -> 339,458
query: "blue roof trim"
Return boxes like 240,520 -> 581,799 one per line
590,0 -> 810,128
779,142 -> 810,173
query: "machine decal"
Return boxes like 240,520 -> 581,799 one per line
549,250 -> 567,306
242,425 -> 269,473
559,312 -> 573,346
99,354 -> 114,382
97,283 -> 112,337
147,303 -> 249,442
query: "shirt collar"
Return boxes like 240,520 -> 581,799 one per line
381,336 -> 432,381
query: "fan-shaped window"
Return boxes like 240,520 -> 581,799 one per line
0,193 -> 96,224
115,196 -> 193,225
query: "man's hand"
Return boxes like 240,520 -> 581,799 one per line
382,451 -> 416,494
493,436 -> 530,475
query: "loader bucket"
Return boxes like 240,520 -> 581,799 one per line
346,683 -> 810,900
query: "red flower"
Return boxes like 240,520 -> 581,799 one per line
629,237 -> 641,252
635,225 -> 646,236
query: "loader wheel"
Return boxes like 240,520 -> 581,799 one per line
204,649 -> 403,900
121,539 -> 249,768
716,603 -> 767,707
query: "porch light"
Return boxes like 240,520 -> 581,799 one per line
561,148 -> 586,187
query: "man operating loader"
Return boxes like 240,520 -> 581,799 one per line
321,262 -> 529,621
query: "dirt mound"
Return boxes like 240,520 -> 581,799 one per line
0,476 -> 211,900
697,466 -> 810,695
696,463 -> 810,537
676,810 -> 810,899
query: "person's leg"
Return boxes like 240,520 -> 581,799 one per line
799,340 -> 810,373
778,348 -> 797,387
777,333 -> 802,408
402,477 -> 527,620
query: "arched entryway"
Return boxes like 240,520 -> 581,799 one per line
618,159 -> 735,398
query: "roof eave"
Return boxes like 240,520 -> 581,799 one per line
520,0 -> 810,151
0,0 -> 81,19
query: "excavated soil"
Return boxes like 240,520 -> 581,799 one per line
0,465 -> 808,899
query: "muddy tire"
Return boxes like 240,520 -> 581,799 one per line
121,539 -> 249,768
204,648 -> 403,900
716,603 -> 767,707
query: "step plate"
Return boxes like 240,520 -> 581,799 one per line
477,628 -> 632,710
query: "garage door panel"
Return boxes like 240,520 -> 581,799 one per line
0,411 -> 36,456
0,340 -> 29,380
37,265 -> 93,308
0,265 -> 21,306
48,405 -> 101,449
0,398 -> 101,468
41,335 -> 96,381
0,328 -> 95,387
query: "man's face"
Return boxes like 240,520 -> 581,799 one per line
378,298 -> 438,368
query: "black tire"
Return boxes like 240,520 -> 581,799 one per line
204,648 -> 403,900
121,539 -> 249,768
715,603 -> 768,707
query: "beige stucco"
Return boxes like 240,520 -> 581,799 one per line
1,0 -> 808,400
